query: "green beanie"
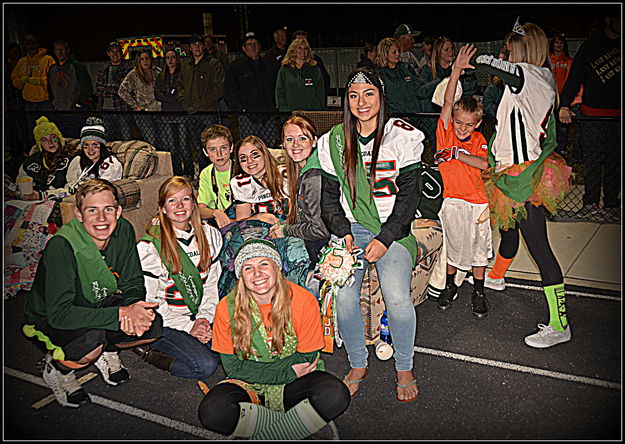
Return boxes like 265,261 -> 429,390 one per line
33,116 -> 65,153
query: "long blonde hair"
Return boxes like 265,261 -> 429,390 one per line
428,37 -> 454,79
282,115 -> 318,225
232,262 -> 292,359
506,22 -> 550,68
282,38 -> 317,67
147,176 -> 211,275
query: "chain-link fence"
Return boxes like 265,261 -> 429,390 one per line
5,110 -> 620,223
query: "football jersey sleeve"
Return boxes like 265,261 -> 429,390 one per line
317,132 -> 337,179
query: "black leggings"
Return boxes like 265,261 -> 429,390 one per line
497,203 -> 563,287
198,370 -> 350,435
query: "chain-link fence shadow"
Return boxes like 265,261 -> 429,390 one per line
6,110 -> 619,224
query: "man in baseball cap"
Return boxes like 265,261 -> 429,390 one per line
394,24 -> 421,74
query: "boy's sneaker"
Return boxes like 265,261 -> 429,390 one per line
524,324 -> 572,348
467,275 -> 506,291
437,283 -> 458,311
42,354 -> 90,408
94,351 -> 130,386
471,290 -> 489,319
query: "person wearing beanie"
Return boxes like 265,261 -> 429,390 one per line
199,237 -> 350,439
66,117 -> 123,193
17,116 -> 72,200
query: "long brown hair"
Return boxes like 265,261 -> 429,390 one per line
506,22 -> 550,68
342,68 -> 389,208
133,48 -> 155,86
282,116 -> 318,225
232,262 -> 292,359
147,176 -> 211,275
234,135 -> 287,213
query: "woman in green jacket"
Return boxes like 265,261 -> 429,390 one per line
275,39 -> 325,112
376,37 -> 422,114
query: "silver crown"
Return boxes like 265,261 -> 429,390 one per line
512,17 -> 526,36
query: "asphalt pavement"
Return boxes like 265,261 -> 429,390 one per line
3,277 -> 621,441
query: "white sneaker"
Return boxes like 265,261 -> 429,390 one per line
94,351 -> 130,386
524,323 -> 572,348
467,275 -> 506,291
42,354 -> 90,408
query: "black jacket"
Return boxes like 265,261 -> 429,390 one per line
224,55 -> 276,112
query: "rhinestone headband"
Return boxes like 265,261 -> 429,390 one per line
345,70 -> 385,95
512,17 -> 526,36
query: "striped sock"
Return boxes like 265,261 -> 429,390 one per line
544,283 -> 568,331
231,402 -> 283,438
488,253 -> 514,280
252,398 -> 327,440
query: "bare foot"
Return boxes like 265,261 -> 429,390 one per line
396,370 -> 418,402
343,367 -> 368,397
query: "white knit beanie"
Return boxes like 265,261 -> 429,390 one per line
234,239 -> 282,279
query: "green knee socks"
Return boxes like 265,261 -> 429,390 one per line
231,399 -> 327,440
544,283 -> 568,331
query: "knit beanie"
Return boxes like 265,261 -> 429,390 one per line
33,116 -> 65,152
234,239 -> 283,279
80,117 -> 107,145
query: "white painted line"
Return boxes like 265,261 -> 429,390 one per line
5,367 -> 221,440
505,282 -> 621,301
32,372 -> 98,409
414,346 -> 620,390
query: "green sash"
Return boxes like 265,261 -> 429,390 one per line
487,112 -> 558,203
327,124 -> 418,266
142,226 -> 203,315
56,217 -> 118,304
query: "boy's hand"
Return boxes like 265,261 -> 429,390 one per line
453,44 -> 477,72
434,147 -> 470,164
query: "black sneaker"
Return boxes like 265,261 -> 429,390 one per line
471,290 -> 489,319
437,283 -> 458,311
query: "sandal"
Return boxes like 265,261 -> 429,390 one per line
342,368 -> 368,398
396,379 -> 418,403
197,380 -> 210,396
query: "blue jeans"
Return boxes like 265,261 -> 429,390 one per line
151,326 -> 220,381
160,116 -> 188,176
134,113 -> 160,148
335,223 -> 416,372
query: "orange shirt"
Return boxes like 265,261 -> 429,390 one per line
436,117 -> 488,204
212,281 -> 324,355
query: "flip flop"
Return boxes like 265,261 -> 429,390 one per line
197,380 -> 210,396
342,368 -> 369,398
396,379 -> 418,403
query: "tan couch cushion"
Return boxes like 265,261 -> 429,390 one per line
110,141 -> 158,180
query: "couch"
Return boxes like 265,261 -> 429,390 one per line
51,139 -> 173,240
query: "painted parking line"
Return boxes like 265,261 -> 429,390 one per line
4,367 -> 221,440
414,346 -> 620,390
505,282 -> 621,301
31,372 -> 98,409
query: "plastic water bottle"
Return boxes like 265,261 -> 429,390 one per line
380,310 -> 392,345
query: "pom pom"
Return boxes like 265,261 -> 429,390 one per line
86,116 -> 103,126
315,239 -> 364,288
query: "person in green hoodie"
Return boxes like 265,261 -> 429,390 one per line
22,179 -> 163,408
275,38 -> 325,112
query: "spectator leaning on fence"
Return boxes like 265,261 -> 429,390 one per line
394,23 -> 422,75
375,37 -> 422,114
558,13 -> 621,217
94,41 -> 134,141
47,40 -> 94,112
275,38 -> 326,112
11,34 -> 55,114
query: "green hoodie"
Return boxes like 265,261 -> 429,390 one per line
275,63 -> 325,112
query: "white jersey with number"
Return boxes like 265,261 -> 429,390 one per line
230,165 -> 289,215
492,63 -> 557,166
318,117 -> 425,223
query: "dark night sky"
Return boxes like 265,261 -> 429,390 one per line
4,2 -> 619,61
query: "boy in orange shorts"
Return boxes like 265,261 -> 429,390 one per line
434,44 -> 492,318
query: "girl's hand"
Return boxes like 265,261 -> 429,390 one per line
268,224 -> 285,239
343,234 -> 355,253
364,238 -> 388,263
291,355 -> 319,378
454,44 -> 477,71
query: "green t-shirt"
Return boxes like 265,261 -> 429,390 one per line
198,164 -> 232,211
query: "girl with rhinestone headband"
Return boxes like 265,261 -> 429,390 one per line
318,68 -> 425,403
473,19 -> 572,349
